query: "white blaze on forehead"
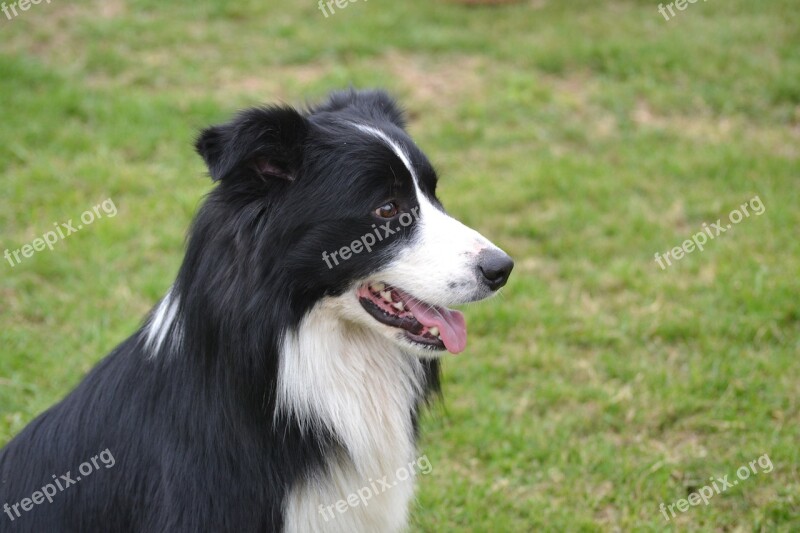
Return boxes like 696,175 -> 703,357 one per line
352,123 -> 419,185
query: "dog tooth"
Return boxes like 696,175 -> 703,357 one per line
372,282 -> 385,292
380,290 -> 393,302
392,301 -> 405,311
429,326 -> 440,337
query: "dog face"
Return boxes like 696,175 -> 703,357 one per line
194,90 -> 512,356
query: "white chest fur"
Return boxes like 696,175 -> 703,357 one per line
277,299 -> 427,533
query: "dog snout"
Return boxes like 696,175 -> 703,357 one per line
477,249 -> 514,291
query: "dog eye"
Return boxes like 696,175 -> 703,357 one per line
374,202 -> 399,218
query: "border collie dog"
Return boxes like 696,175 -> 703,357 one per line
0,89 -> 513,532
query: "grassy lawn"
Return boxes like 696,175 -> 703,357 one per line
1,0 -> 798,530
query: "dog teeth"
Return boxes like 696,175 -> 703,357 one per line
392,301 -> 405,311
371,282 -> 385,292
429,327 -> 440,337
380,290 -> 393,302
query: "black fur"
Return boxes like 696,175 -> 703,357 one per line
0,89 -> 441,532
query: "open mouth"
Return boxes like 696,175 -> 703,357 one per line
357,282 -> 467,354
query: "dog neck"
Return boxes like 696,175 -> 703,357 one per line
276,299 -> 430,532
276,298 -> 426,474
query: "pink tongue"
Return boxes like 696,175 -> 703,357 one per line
404,294 -> 467,354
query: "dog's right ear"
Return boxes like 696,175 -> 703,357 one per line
195,106 -> 308,183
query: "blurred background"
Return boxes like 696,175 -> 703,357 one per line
1,0 -> 798,530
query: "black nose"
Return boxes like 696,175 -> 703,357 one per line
477,249 -> 514,291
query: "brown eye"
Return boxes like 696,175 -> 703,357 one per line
374,202 -> 399,218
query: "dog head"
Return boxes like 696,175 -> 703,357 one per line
193,89 -> 512,357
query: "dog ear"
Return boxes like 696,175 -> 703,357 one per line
195,106 -> 308,182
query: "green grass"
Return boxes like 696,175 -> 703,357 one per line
1,0 -> 798,530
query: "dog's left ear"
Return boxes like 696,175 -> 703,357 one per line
195,106 -> 308,183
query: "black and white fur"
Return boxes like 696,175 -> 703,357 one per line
0,89 -> 513,532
